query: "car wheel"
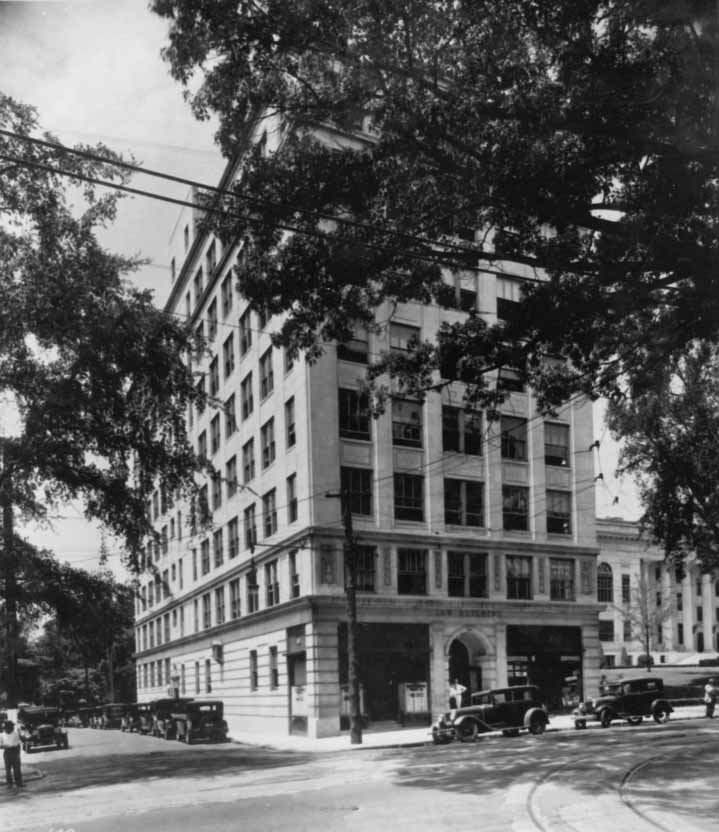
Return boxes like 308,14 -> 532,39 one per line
653,707 -> 671,724
529,717 -> 546,736
574,720 -> 587,730
599,710 -> 613,728
457,721 -> 478,743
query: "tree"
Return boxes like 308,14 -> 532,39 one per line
608,342 -> 719,573
616,570 -> 676,666
152,0 -> 719,412
0,95 -> 201,704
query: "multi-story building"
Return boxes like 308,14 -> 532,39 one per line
597,517 -> 719,666
134,120 -> 603,740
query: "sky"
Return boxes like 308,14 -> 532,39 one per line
0,0 -> 641,574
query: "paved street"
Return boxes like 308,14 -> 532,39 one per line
2,715 -> 719,832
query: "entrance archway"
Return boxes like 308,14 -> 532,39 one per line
446,630 -> 490,705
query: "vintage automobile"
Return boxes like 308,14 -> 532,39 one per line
432,685 -> 549,743
172,700 -> 228,744
573,676 -> 673,729
151,698 -> 194,739
17,706 -> 69,752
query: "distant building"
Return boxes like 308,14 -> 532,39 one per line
596,517 -> 719,666
133,119 -> 603,741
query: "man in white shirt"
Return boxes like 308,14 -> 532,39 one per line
1,720 -> 23,788
448,679 -> 467,709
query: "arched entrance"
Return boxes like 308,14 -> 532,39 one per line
447,630 -> 490,706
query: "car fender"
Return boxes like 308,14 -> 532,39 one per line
523,707 -> 548,729
453,714 -> 483,732
651,698 -> 673,713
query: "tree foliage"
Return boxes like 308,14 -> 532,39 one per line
152,0 -> 719,411
0,95 -> 201,568
608,342 -> 719,572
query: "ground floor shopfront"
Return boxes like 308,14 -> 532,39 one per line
137,595 -> 602,740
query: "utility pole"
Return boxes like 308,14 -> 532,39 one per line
327,488 -> 362,744
1,439 -> 18,707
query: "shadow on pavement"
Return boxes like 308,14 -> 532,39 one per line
27,744 -> 317,795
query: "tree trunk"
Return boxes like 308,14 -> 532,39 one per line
1,442 -> 18,707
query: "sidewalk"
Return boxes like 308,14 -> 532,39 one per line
232,704 -> 709,753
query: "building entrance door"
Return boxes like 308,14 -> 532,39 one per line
449,640 -> 471,707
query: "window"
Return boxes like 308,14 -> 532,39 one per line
598,620 -> 615,642
547,490 -> 571,535
244,503 -> 256,550
262,488 -> 277,538
194,321 -> 204,361
622,573 -> 631,604
209,356 -> 219,396
442,407 -> 482,455
202,593 -> 211,629
211,470 -> 222,510
215,587 -> 225,625
210,414 -> 221,455
497,368 -> 525,393
349,545 -> 376,592
503,486 -> 529,531
392,399 -> 422,447
230,578 -> 241,619
550,558 -> 575,601
257,305 -> 268,329
195,375 -> 206,417
223,333 -> 235,378
623,618 -> 632,641
444,479 -> 484,526
249,650 -> 258,690
206,239 -> 217,274
676,591 -> 683,612
389,322 -> 419,353
247,564 -> 259,613
207,298 -> 218,341
192,549 -> 197,581
241,372 -> 254,419
397,548 -> 427,595
697,605 -> 703,623
337,325 -> 368,363
287,474 -> 298,523
285,397 -> 296,447
223,395 -> 237,440
157,660 -> 163,687
193,599 -> 199,633
200,539 -> 210,575
284,347 -> 294,374
242,439 -> 256,483
289,549 -> 300,598
226,456 -> 238,498
265,560 -> 279,606
178,556 -> 183,588
180,664 -> 186,694
193,267 -> 203,305
338,389 -> 371,440
205,658 -> 212,694
447,552 -> 488,598
197,430 -> 207,461
261,418 -> 276,468
497,277 -> 521,321
677,621 -> 684,645
545,423 -> 570,467
213,528 -> 224,568
239,309 -> 252,355
340,467 -> 373,516
221,272 -> 233,317
259,347 -> 274,398
394,473 -> 424,521
228,517 -> 239,559
194,661 -> 200,694
269,646 -> 279,689
597,563 -> 613,603
506,555 -> 532,599
501,416 -> 528,460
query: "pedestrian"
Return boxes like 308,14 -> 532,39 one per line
448,678 -> 467,709
704,678 -> 717,718
1,720 -> 23,789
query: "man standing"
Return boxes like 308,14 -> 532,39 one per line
1,720 -> 23,788
448,678 -> 467,709
704,678 -> 717,718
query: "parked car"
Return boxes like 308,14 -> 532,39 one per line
17,706 -> 69,752
432,685 -> 549,743
573,676 -> 673,729
172,700 -> 228,744
151,698 -> 194,739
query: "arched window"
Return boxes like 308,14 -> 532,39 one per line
597,562 -> 613,603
